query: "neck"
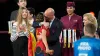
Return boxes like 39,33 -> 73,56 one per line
85,33 -> 94,37
51,16 -> 55,21
68,13 -> 74,17
19,7 -> 26,8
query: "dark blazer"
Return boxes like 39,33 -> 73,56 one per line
32,21 -> 40,39
10,10 -> 18,21
32,21 -> 40,28
47,18 -> 62,56
98,11 -> 100,28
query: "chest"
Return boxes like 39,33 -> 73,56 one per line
64,17 -> 78,24
62,16 -> 79,29
36,27 -> 50,36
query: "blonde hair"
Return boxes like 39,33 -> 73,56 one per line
16,8 -> 31,32
83,13 -> 98,29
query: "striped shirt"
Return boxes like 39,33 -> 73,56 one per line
10,22 -> 34,42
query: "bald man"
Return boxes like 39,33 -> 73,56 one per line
44,8 -> 63,56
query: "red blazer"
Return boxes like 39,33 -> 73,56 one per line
60,14 -> 83,38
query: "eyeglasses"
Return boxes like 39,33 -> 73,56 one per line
43,15 -> 50,19
43,15 -> 51,22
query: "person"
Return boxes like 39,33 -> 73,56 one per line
60,1 -> 83,56
83,13 -> 98,38
27,7 -> 35,25
97,11 -> 100,28
35,12 -> 54,56
44,8 -> 62,56
97,11 -> 100,39
83,13 -> 97,28
27,7 -> 36,56
95,28 -> 100,39
10,0 -> 27,21
74,23 -> 100,56
10,8 -> 34,56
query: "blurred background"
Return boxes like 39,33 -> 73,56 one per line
0,0 -> 100,56
0,0 -> 100,30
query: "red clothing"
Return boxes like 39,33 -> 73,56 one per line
36,25 -> 49,53
60,14 -> 83,34
60,14 -> 83,56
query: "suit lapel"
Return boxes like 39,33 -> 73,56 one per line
50,18 -> 56,29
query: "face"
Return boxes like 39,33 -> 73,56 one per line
22,9 -> 28,19
44,13 -> 54,22
44,15 -> 51,22
66,6 -> 75,15
18,0 -> 27,8
28,10 -> 33,19
83,16 -> 90,26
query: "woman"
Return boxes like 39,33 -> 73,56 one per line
10,8 -> 34,56
83,13 -> 97,28
83,13 -> 98,38
35,12 -> 54,56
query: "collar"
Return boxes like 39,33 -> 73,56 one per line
68,13 -> 75,17
82,36 -> 95,39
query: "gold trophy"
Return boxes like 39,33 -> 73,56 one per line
68,29 -> 71,48
63,29 -> 67,48
8,21 -> 13,34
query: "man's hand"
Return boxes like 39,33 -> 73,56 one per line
46,49 -> 54,55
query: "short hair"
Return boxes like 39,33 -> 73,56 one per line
83,13 -> 98,28
35,12 -> 44,22
84,23 -> 96,34
27,7 -> 35,16
14,0 -> 27,3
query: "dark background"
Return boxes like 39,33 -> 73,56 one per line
0,0 -> 100,56
0,0 -> 100,30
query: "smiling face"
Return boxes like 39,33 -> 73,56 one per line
21,8 -> 28,19
66,6 -> 75,15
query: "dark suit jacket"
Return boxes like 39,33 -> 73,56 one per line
98,11 -> 100,28
32,21 -> 40,28
10,10 -> 18,21
47,18 -> 62,56
32,21 -> 40,40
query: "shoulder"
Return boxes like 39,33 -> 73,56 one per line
11,10 -> 18,14
61,15 -> 68,18
55,18 -> 63,26
60,15 -> 67,21
95,38 -> 100,43
74,39 -> 81,47
55,18 -> 61,22
98,11 -> 100,14
75,14 -> 82,19
74,39 -> 82,44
